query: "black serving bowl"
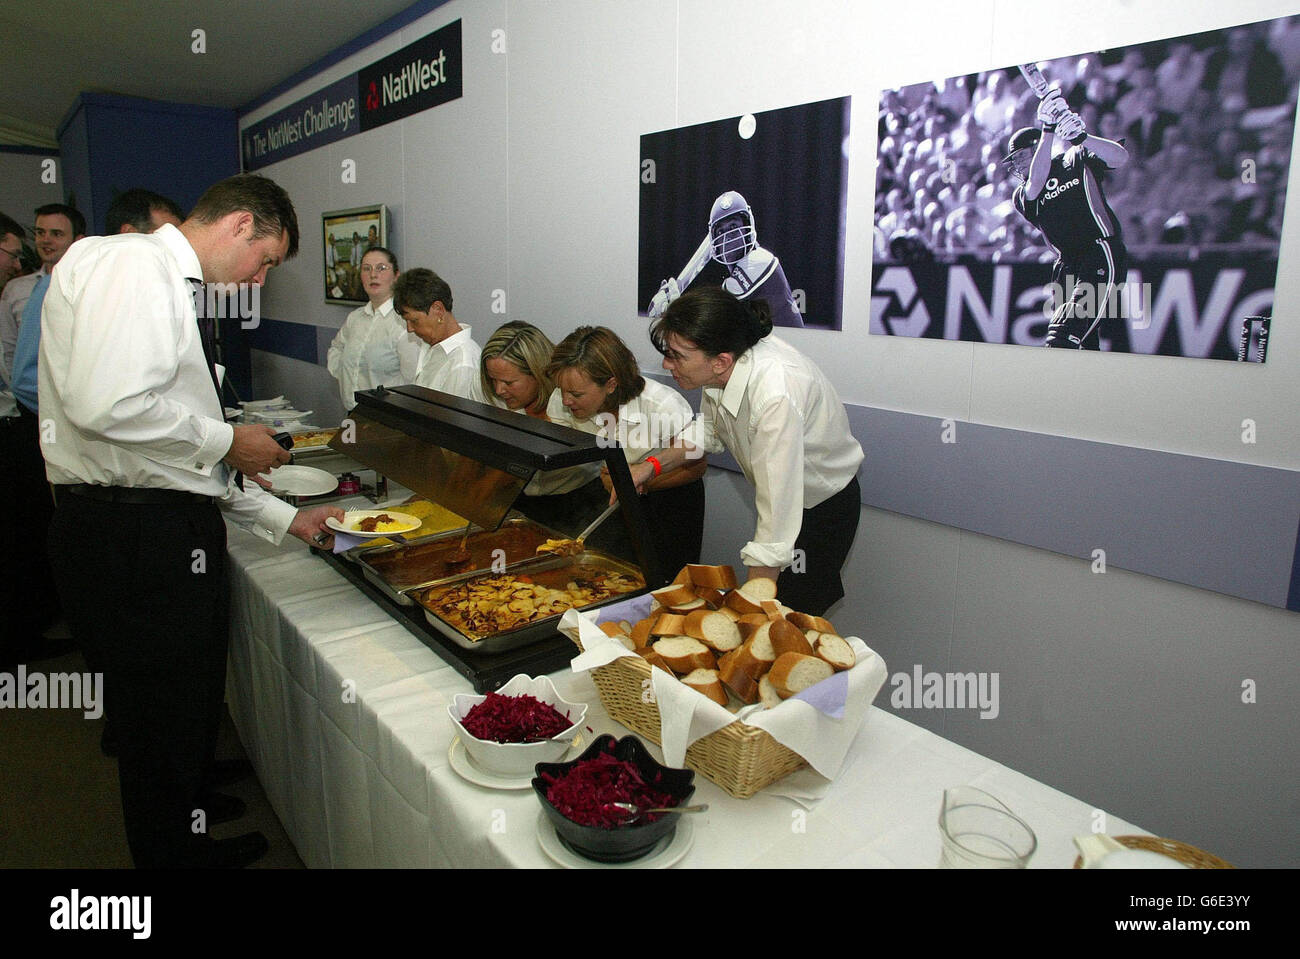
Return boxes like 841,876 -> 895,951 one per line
533,733 -> 696,863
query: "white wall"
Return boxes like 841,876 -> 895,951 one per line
241,0 -> 1300,866
0,152 -> 64,237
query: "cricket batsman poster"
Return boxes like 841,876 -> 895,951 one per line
871,14 -> 1300,361
639,96 -> 851,331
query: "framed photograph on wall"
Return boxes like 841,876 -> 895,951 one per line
323,204 -> 388,305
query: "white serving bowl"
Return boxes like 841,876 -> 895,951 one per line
448,674 -> 587,776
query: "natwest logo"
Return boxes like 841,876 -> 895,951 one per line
381,50 -> 448,106
365,80 -> 380,111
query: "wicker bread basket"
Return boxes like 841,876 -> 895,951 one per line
1071,835 -> 1235,869
573,633 -> 807,798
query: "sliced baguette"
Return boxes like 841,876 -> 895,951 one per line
758,674 -> 783,709
650,613 -> 687,637
738,576 -> 778,602
637,647 -> 675,676
683,609 -> 743,652
668,596 -> 707,613
717,649 -> 761,704
814,633 -> 856,671
687,564 -> 738,590
652,583 -> 697,608
630,616 -> 657,649
680,668 -> 729,706
769,618 -> 814,658
787,612 -> 837,635
768,652 -> 834,698
652,636 -> 717,674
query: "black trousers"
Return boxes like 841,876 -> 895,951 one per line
47,490 -> 229,868
776,475 -> 862,617
640,478 -> 705,581
0,406 -> 59,655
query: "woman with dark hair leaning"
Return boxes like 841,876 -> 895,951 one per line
547,325 -> 707,578
639,287 -> 863,616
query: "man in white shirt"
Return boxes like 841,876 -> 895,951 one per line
40,173 -> 342,869
393,267 -> 481,399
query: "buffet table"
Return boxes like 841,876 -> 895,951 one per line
224,512 -> 1147,869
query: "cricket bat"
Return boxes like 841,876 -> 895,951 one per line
676,234 -> 712,290
1018,62 -> 1051,98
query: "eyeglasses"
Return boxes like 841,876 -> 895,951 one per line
360,264 -> 392,274
0,246 -> 21,262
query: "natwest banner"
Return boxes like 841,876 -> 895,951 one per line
242,19 -> 462,171
870,254 -> 1276,361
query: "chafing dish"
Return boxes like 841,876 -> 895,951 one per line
311,385 -> 664,691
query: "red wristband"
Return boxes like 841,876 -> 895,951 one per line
645,456 -> 662,477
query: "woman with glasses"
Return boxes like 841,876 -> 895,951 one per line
326,246 -> 419,411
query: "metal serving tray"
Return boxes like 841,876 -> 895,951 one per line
355,516 -> 558,604
411,552 -> 645,654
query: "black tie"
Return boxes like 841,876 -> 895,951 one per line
188,278 -> 223,403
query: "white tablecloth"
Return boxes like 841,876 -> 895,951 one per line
224,519 -> 1146,869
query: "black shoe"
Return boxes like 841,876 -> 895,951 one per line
171,831 -> 269,869
197,791 -> 247,826
207,757 -> 255,788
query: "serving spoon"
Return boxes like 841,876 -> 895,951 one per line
609,802 -> 709,821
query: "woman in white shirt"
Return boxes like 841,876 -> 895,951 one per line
326,246 -> 418,411
639,287 -> 863,615
392,267 -> 481,400
548,326 -> 706,578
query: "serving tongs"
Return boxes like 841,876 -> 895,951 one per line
533,502 -> 620,557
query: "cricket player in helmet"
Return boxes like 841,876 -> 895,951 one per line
648,190 -> 804,328
1005,91 -> 1131,350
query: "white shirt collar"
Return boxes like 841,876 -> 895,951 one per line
435,323 -> 472,355
364,297 -> 395,318
151,222 -> 203,282
719,346 -> 755,417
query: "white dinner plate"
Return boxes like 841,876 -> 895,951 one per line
447,734 -> 583,791
327,510 -> 422,538
261,465 -> 339,496
536,811 -> 694,869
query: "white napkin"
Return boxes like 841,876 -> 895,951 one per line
559,597 -> 888,787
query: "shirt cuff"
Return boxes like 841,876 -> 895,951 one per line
740,539 -> 793,570
193,419 -> 235,477
219,483 -> 298,545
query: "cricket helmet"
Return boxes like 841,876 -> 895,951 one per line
1002,127 -> 1042,180
709,191 -> 757,266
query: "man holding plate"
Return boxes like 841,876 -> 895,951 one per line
39,174 -> 343,869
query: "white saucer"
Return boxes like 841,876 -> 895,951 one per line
447,734 -> 583,791
536,811 -> 694,869
261,465 -> 338,496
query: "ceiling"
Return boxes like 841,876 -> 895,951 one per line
0,0 -> 421,147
